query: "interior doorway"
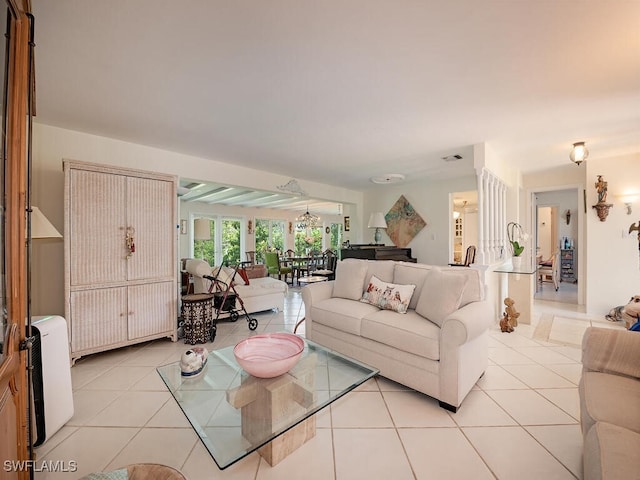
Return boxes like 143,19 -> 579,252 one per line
533,190 -> 579,305
450,191 -> 478,264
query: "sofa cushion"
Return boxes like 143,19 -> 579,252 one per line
363,260 -> 396,292
334,259 -> 369,300
579,371 -> 640,435
415,268 -> 468,327
442,267 -> 483,306
393,263 -> 431,310
584,422 -> 640,480
361,309 -> 440,361
360,275 -> 416,314
311,297 -> 379,335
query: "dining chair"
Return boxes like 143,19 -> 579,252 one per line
538,251 -> 559,291
448,245 -> 476,267
264,252 -> 293,284
314,250 -> 337,280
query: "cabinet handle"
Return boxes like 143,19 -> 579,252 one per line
126,227 -> 136,259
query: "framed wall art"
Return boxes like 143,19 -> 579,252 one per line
344,216 -> 350,231
385,195 -> 426,247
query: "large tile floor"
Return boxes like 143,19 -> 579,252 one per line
35,289 -> 603,480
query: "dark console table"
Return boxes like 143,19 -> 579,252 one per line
341,245 -> 417,262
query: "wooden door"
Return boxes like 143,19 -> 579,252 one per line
0,2 -> 32,479
126,176 -> 175,281
68,169 -> 127,286
127,282 -> 176,340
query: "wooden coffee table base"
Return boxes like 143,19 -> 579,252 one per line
226,354 -> 318,466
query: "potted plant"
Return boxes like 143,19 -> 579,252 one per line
507,222 -> 528,268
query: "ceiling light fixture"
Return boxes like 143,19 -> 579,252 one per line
370,173 -> 405,185
569,142 -> 589,165
296,207 -> 320,229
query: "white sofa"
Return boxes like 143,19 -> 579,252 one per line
302,259 -> 493,411
185,259 -> 287,315
579,327 -> 640,480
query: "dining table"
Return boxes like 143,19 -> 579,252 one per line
280,255 -> 316,284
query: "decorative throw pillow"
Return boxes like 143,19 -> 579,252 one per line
360,275 -> 416,314
236,268 -> 250,285
333,260 -> 369,300
415,268 -> 468,326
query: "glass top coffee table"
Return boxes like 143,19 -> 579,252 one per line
157,336 -> 378,469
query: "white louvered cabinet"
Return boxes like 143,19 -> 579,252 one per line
64,160 -> 177,362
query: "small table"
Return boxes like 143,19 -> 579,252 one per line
156,338 -> 378,469
181,293 -> 215,344
494,262 -> 537,324
297,275 -> 328,286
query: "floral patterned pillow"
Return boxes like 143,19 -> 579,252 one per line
360,275 -> 416,314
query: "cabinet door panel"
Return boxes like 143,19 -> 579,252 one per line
126,177 -> 175,281
69,170 -> 127,285
127,281 -> 176,339
70,287 -> 128,352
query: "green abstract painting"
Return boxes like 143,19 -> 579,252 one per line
385,195 -> 426,247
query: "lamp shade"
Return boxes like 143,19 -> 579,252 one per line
31,206 -> 62,239
367,212 -> 387,229
194,218 -> 211,240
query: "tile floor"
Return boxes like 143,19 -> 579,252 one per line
35,289 -> 603,480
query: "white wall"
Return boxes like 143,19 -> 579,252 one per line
585,153 -> 640,315
31,122 -> 363,316
361,175 -> 478,265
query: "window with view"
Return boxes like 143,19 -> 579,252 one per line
255,219 -> 285,262
295,226 -> 322,255
193,216 -> 243,267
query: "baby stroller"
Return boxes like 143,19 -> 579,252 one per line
204,264 -> 258,332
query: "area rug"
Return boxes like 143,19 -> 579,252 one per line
533,314 -> 626,347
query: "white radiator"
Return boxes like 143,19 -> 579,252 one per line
31,315 -> 74,446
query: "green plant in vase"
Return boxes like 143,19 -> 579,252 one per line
507,222 -> 528,258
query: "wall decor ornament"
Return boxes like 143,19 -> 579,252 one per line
592,175 -> 613,222
344,216 -> 350,231
630,222 -> 640,269
384,195 -> 426,248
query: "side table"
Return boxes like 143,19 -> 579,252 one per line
181,293 -> 215,344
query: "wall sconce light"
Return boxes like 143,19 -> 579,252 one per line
565,209 -> 571,225
569,141 -> 589,165
617,194 -> 638,215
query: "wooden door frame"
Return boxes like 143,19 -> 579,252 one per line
0,1 -> 32,479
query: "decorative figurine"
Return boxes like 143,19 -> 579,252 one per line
500,297 -> 519,333
180,346 -> 209,377
592,175 -> 613,221
630,222 -> 640,269
606,295 -> 640,330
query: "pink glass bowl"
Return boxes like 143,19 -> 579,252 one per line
233,333 -> 305,378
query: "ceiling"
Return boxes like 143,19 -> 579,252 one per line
179,178 -> 342,215
32,1 -> 640,194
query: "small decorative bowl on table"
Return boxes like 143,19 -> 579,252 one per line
233,333 -> 305,378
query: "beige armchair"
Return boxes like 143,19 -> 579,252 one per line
580,327 -> 640,479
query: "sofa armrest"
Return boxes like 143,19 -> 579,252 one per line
582,326 -> 640,379
441,301 -> 493,346
301,280 -> 335,315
